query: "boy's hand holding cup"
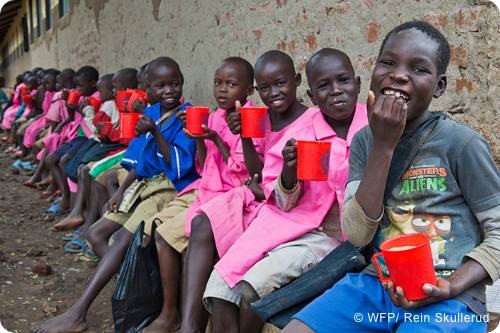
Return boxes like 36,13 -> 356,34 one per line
81,97 -> 90,109
134,114 -> 157,136
281,138 -> 298,190
176,110 -> 187,128
227,100 -> 243,135
61,90 -> 69,101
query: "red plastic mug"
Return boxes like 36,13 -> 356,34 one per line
119,113 -> 141,138
373,233 -> 437,301
294,141 -> 331,181
239,107 -> 268,138
88,97 -> 101,111
117,91 -> 133,112
67,91 -> 81,105
22,94 -> 31,105
186,106 -> 210,135
127,89 -> 148,110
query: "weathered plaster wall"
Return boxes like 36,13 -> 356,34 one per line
2,0 -> 500,161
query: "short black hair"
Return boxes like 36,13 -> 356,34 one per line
0,76 -> 5,83
140,63 -> 149,71
147,57 -> 184,83
26,75 -> 38,86
16,74 -> 23,82
378,20 -> 450,76
98,74 -> 115,91
74,66 -> 99,83
219,57 -> 254,86
306,48 -> 354,80
114,68 -> 138,89
32,67 -> 43,75
255,50 -> 295,77
60,68 -> 76,88
45,69 -> 61,79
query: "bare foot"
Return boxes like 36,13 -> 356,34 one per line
31,310 -> 88,333
37,176 -> 53,187
141,315 -> 181,333
51,214 -> 85,232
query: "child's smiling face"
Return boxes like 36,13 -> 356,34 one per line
213,61 -> 253,114
255,60 -> 300,114
148,65 -> 183,111
307,54 -> 360,121
74,74 -> 96,97
370,28 -> 447,131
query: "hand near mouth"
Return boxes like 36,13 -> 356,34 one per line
367,90 -> 407,150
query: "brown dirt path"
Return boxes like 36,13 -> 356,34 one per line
0,136 -> 114,333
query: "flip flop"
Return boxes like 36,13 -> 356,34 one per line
61,230 -> 81,241
19,161 -> 34,172
64,238 -> 86,253
22,180 -> 42,190
39,189 -> 61,199
43,204 -> 69,216
12,159 -> 23,170
79,247 -> 100,262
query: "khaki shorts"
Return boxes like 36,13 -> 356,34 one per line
202,231 -> 341,313
17,117 -> 37,135
35,129 -> 49,149
95,162 -> 128,186
104,174 -> 179,234
144,189 -> 198,253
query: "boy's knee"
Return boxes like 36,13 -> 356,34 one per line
105,170 -> 118,188
60,154 -> 72,166
45,153 -> 58,166
241,281 -> 260,304
190,213 -> 212,238
154,229 -> 165,245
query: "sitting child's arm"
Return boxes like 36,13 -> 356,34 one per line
273,138 -> 301,212
176,110 -> 230,169
83,100 -> 97,134
135,114 -> 173,165
228,100 -> 264,181
242,174 -> 266,202
106,167 -> 137,213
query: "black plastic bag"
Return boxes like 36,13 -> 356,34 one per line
111,220 -> 163,333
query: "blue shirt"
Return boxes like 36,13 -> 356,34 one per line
121,102 -> 200,192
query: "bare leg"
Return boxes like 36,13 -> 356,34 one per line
30,148 -> 48,183
142,231 -> 182,333
31,226 -> 133,333
68,182 -> 106,251
280,319 -> 316,333
240,282 -> 264,333
46,152 -> 72,210
86,217 -> 122,259
211,299 -> 239,333
51,164 -> 86,232
179,213 -> 213,333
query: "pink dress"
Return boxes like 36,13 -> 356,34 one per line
1,83 -> 25,129
207,104 -> 369,288
181,100 -> 265,237
37,90 -> 97,159
23,90 -> 57,148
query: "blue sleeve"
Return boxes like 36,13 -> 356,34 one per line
121,136 -> 145,172
159,120 -> 197,181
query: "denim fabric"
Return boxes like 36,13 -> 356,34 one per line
251,241 -> 367,328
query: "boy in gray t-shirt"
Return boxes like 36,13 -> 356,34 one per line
282,21 -> 500,333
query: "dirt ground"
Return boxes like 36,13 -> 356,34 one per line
0,137 -> 114,333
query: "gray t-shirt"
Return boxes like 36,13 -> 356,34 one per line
346,117 -> 500,310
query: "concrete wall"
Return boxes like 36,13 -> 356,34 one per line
2,0 -> 500,161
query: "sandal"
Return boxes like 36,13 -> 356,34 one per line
39,189 -> 61,199
64,237 -> 86,253
43,204 -> 69,216
22,180 -> 42,190
61,230 -> 81,241
80,247 -> 100,262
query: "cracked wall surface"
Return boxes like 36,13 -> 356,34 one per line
2,0 -> 500,162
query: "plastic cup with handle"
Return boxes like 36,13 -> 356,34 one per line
127,89 -> 148,110
66,91 -> 81,105
293,140 -> 331,181
239,107 -> 268,138
373,233 -> 437,301
88,97 -> 102,111
186,106 -> 210,135
117,91 -> 133,112
119,113 -> 141,138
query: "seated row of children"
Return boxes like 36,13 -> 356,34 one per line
5,20 -> 496,333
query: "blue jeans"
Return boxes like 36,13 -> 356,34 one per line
251,241 -> 367,328
294,273 -> 488,333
